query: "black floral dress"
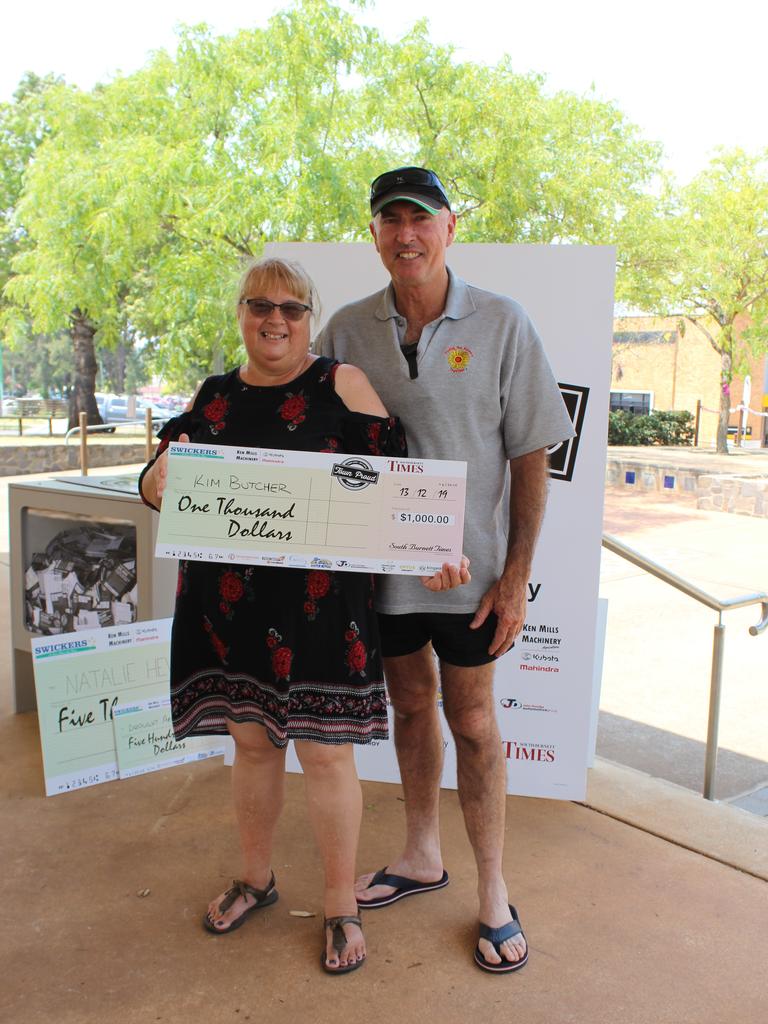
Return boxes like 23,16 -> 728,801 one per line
140,357 -> 407,747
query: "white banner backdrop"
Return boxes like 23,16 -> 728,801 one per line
250,242 -> 615,801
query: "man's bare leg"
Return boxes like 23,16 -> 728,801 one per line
441,661 -> 526,966
355,644 -> 446,903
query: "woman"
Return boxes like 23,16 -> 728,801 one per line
140,257 -> 466,975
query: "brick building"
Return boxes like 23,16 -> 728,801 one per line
611,315 -> 768,447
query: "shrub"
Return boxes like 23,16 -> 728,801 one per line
608,409 -> 694,446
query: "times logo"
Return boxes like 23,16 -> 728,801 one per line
502,741 -> 556,762
548,383 -> 589,483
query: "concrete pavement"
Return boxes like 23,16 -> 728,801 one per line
1,460 -> 767,1023
599,486 -> 768,805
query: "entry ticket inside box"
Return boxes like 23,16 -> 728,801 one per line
155,442 -> 467,575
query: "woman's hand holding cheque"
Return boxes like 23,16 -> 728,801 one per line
141,432 -> 190,509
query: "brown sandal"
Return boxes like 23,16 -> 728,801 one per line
203,874 -> 278,934
321,915 -> 365,974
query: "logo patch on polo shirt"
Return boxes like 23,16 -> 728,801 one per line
444,346 -> 473,373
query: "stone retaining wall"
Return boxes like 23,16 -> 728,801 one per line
606,457 -> 768,517
0,444 -> 148,477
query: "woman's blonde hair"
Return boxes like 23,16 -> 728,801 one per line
236,256 -> 320,319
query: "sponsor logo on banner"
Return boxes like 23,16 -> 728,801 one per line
310,557 -> 332,569
520,623 -> 562,649
172,445 -> 224,459
521,651 -> 559,663
548,383 -> 589,482
33,638 -> 93,659
502,741 -> 557,762
500,698 -> 557,713
107,630 -> 133,648
332,457 -> 380,490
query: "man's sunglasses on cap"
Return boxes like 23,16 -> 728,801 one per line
370,167 -> 451,216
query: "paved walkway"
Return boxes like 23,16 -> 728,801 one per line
1,458 -> 767,1022
599,487 -> 768,808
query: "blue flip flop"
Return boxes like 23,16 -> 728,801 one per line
356,867 -> 449,909
474,904 -> 529,973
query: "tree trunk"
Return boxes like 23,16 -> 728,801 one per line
67,310 -> 102,430
716,351 -> 732,455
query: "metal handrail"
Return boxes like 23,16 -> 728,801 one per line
602,532 -> 768,800
64,418 -> 163,445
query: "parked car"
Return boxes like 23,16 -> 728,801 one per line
95,394 -> 171,428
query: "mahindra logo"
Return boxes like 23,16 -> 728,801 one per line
549,383 -> 589,483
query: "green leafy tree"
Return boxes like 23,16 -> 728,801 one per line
2,71 -> 170,425
3,0 -> 669,414
0,74 -> 62,401
361,24 -> 662,245
627,150 -> 768,453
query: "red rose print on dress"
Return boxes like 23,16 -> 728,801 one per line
277,391 -> 308,431
202,394 -> 230,437
307,571 -> 330,599
203,616 -> 229,664
267,627 -> 292,681
219,571 -> 245,603
217,568 -> 254,621
304,570 -> 334,621
366,421 -> 382,454
344,620 -> 367,676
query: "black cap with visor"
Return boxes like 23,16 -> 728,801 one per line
370,166 -> 451,217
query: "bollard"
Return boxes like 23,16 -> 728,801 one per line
703,619 -> 726,800
79,411 -> 88,476
145,407 -> 153,462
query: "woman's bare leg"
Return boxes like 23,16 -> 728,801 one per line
295,740 -> 365,969
206,720 -> 286,930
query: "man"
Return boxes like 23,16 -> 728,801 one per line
315,167 -> 575,973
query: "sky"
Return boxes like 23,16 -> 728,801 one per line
3,0 -> 767,184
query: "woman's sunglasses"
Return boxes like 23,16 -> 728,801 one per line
240,299 -> 312,322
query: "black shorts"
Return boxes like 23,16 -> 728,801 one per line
377,611 -> 499,668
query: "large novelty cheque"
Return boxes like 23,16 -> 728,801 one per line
155,442 -> 467,575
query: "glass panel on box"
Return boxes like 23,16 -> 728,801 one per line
22,508 -> 138,636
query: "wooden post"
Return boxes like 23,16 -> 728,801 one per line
694,399 -> 701,447
79,411 -> 88,476
145,406 -> 153,462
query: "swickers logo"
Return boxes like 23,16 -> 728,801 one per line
444,346 -> 474,373
548,382 -> 589,483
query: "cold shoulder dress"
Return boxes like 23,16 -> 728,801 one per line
140,356 -> 407,747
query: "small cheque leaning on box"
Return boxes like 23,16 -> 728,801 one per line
155,442 -> 467,574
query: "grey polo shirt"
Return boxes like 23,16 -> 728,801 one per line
315,268 -> 575,614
